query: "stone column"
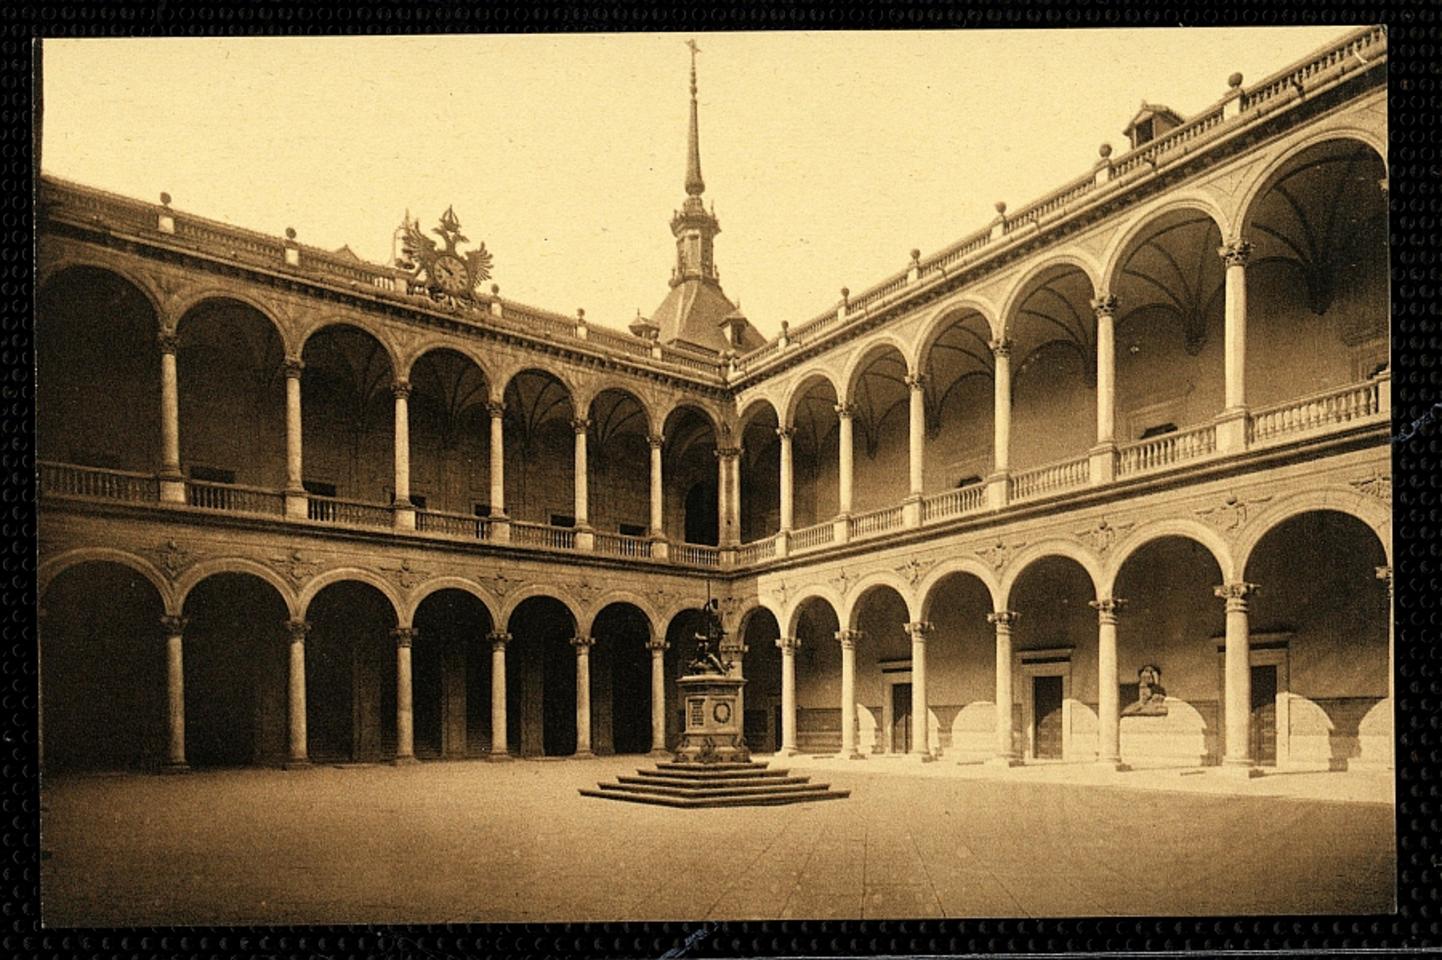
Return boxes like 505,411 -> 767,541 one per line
1217,239 -> 1252,452
836,630 -> 864,759
284,619 -> 310,767
1377,565 -> 1394,701
835,402 -> 855,518
728,450 -> 742,547
487,400 -> 506,517
392,379 -> 415,530
157,330 -> 185,502
488,631 -> 511,759
776,635 -> 801,755
777,426 -> 795,532
905,621 -> 934,758
1215,581 -> 1260,775
1090,295 -> 1119,484
160,614 -> 188,770
647,638 -> 669,756
282,358 -> 307,519
648,433 -> 665,534
1090,597 -> 1127,769
716,446 -> 741,547
988,339 -> 1013,509
571,417 -> 591,529
392,627 -> 417,763
906,374 -> 927,497
987,610 -> 1020,765
572,635 -> 595,757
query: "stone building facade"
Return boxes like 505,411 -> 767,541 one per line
37,27 -> 1392,776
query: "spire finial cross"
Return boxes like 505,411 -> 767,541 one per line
686,39 -> 700,97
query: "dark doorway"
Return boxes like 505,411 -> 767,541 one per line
1251,664 -> 1278,766
413,589 -> 494,761
594,603 -> 653,755
1033,675 -> 1064,759
683,481 -> 718,545
891,683 -> 913,754
305,581 -> 398,763
507,595 -> 577,757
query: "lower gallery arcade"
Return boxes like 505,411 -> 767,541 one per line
39,507 -> 1391,775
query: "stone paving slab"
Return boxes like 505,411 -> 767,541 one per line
40,755 -> 1395,926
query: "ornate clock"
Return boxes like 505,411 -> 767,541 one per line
396,205 -> 494,304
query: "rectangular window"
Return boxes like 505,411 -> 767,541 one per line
188,465 -> 236,484
1138,422 -> 1177,440
618,522 -> 647,537
954,475 -> 983,488
303,479 -> 337,498
474,502 -> 492,518
551,513 -> 576,528
410,493 -> 428,510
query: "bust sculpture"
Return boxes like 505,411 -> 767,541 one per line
1121,663 -> 1168,717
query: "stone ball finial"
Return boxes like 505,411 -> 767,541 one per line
159,192 -> 171,207
1099,143 -> 1113,159
491,283 -> 500,295
994,201 -> 1007,216
577,308 -> 586,320
285,227 -> 297,240
910,248 -> 921,261
1228,72 -> 1244,89
840,287 -> 850,299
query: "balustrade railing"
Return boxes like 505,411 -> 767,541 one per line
921,482 -> 987,523
673,543 -> 721,567
185,479 -> 286,516
416,509 -> 491,540
39,461 -> 160,503
1117,423 -> 1219,477
791,521 -> 836,552
849,504 -> 905,539
306,495 -> 394,529
1248,378 -> 1384,445
510,521 -> 577,550
1009,456 -> 1091,502
737,538 -> 777,566
594,531 -> 653,559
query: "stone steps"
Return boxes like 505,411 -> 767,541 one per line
581,760 -> 850,809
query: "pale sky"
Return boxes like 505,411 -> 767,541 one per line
41,27 -> 1349,338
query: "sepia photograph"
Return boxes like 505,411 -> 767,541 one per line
34,25 -> 1393,926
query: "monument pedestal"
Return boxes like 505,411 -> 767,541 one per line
672,674 -> 750,764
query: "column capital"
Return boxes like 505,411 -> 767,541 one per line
281,357 -> 305,379
391,378 -> 412,400
834,401 -> 856,419
1376,565 -> 1393,598
391,626 -> 417,648
775,425 -> 795,441
646,638 -> 670,653
159,614 -> 189,637
1214,581 -> 1259,610
571,416 -> 592,435
1089,597 -> 1128,622
285,619 -> 311,644
776,635 -> 802,652
715,445 -> 741,460
1218,238 -> 1253,268
904,620 -> 934,639
485,399 -> 506,418
834,629 -> 862,649
487,630 -> 512,649
648,433 -> 665,450
989,337 -> 1013,359
1090,294 -> 1119,319
987,609 -> 1020,628
904,373 -> 929,391
157,329 -> 181,355
570,635 -> 597,649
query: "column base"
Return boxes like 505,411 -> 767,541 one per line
985,472 -> 1010,510
489,518 -> 511,544
647,748 -> 672,759
574,528 -> 595,551
1222,758 -> 1264,778
902,495 -> 922,528
649,537 -> 669,561
392,755 -> 420,766
159,761 -> 190,774
159,477 -> 186,503
783,747 -> 803,758
393,505 -> 416,531
282,758 -> 312,770
1214,407 -> 1249,453
913,752 -> 937,763
284,490 -> 309,519
832,515 -> 851,544
572,750 -> 596,760
1088,442 -> 1117,485
985,755 -> 1023,768
846,751 -> 867,761
1095,759 -> 1131,773
485,751 -> 513,762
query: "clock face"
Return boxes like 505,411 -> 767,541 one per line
432,255 -> 470,295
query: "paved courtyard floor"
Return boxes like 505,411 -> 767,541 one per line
40,754 -> 1395,926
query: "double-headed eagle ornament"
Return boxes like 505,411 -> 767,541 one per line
396,206 -> 494,304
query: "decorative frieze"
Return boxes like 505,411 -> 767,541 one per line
1349,470 -> 1391,503
1196,493 -> 1273,532
1076,519 -> 1133,555
141,538 -> 199,578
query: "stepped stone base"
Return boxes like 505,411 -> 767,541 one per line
580,760 -> 850,808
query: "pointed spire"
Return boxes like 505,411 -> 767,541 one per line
685,38 -> 705,197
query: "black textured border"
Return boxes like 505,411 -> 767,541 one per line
11,2 -> 1439,957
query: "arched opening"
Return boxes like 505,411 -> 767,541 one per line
738,402 -> 780,542
921,571 -> 996,760
847,345 -> 911,512
177,300 -> 287,493
300,325 -> 396,508
591,602 -> 653,755
40,561 -> 166,772
740,607 -> 782,753
790,596 -> 841,754
506,596 -> 578,757
662,405 -> 718,545
304,580 -> 398,762
587,389 -> 651,537
1113,537 -> 1225,767
1243,510 -> 1389,768
1242,140 -> 1390,411
1007,555 -> 1096,761
1006,264 -> 1098,471
849,585 -> 911,755
1110,210 -> 1226,444
919,309 -> 996,493
662,603 -> 712,747
180,573 -> 290,767
37,267 -> 160,473
787,377 -> 840,527
412,589 -> 495,759
502,370 -> 576,527
408,349 -> 492,520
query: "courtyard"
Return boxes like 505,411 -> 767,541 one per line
40,756 -> 1394,926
